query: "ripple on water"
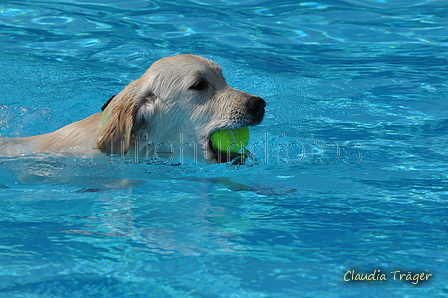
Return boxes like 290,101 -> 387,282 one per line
1,1 -> 447,64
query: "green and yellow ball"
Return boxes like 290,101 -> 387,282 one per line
210,127 -> 250,153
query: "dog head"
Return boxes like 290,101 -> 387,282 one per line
97,54 -> 266,163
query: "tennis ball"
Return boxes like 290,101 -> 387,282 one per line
210,127 -> 250,153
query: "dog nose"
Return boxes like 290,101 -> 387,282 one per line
247,96 -> 266,116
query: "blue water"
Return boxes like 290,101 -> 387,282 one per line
1,0 -> 447,297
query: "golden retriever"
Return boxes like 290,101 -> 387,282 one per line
1,54 -> 266,163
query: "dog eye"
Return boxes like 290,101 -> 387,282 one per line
189,79 -> 208,91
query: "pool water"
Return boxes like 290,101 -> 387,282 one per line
1,0 -> 447,297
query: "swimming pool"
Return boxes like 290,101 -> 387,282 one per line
1,0 -> 447,297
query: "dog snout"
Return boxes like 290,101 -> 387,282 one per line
247,96 -> 266,117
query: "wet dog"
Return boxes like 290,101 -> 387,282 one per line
1,54 -> 265,163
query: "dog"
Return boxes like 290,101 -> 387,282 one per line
0,54 -> 266,163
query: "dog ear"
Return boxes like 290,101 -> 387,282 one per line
97,89 -> 156,156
